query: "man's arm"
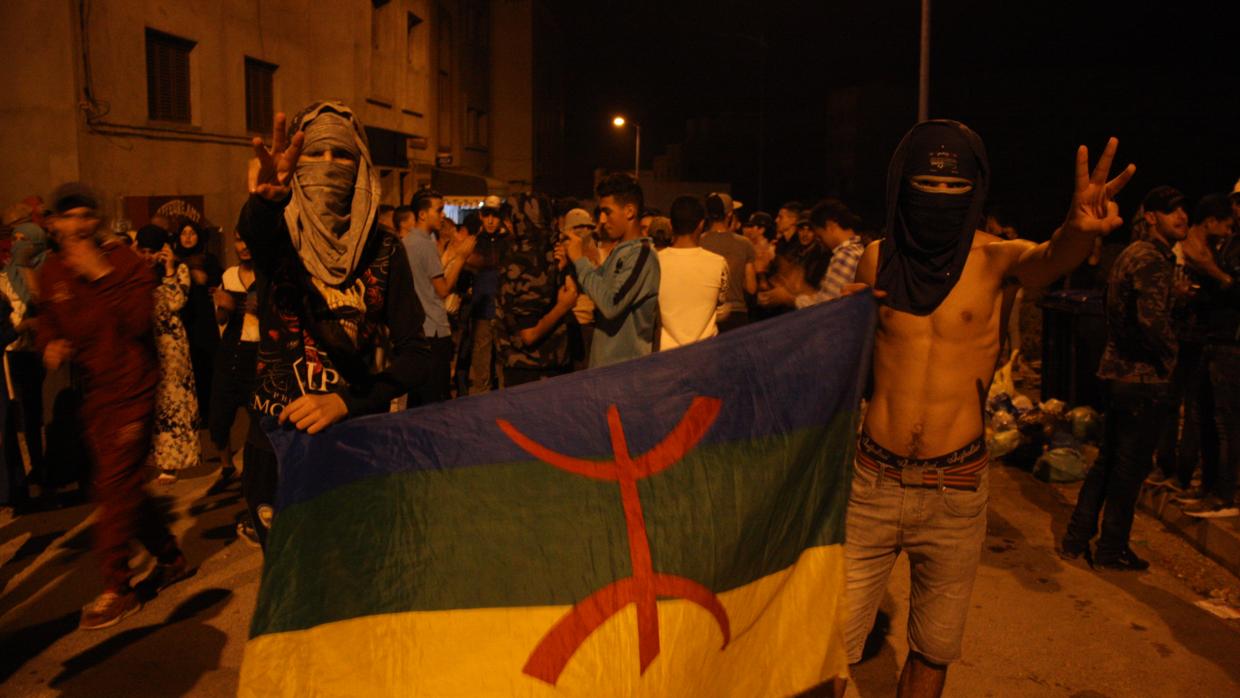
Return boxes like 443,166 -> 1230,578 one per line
572,242 -> 658,320
1009,138 -> 1135,288
795,239 -> 864,308
715,262 -> 731,321
744,262 -> 758,296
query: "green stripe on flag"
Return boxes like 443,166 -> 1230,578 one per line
251,410 -> 857,637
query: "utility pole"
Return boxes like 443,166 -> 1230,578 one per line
918,0 -> 930,121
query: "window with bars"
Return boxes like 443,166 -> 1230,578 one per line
244,57 -> 277,133
145,28 -> 195,122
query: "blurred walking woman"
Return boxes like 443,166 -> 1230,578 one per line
135,225 -> 200,483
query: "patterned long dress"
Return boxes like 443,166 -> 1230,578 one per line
151,263 -> 201,471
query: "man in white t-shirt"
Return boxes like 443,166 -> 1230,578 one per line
656,195 -> 729,350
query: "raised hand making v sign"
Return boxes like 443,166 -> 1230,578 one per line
247,112 -> 305,201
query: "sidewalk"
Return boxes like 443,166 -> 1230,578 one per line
1139,485 -> 1240,580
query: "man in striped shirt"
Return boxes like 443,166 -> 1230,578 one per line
758,199 -> 864,309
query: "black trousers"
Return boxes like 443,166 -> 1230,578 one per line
408,336 -> 454,407
208,342 -> 257,449
1066,381 -> 1176,558
242,437 -> 279,549
4,351 -> 45,484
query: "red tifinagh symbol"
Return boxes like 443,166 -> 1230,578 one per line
496,396 -> 730,685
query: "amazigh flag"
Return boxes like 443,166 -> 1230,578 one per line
240,293 -> 876,697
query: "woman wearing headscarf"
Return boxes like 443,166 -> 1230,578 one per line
239,101 -> 429,547
3,221 -> 50,488
172,217 -> 222,425
135,225 -> 200,483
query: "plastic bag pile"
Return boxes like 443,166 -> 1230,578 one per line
985,358 -> 1101,483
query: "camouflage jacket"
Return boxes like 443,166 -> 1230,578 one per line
1097,239 -> 1177,383
495,225 -> 570,371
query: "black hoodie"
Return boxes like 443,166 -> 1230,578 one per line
877,120 -> 990,316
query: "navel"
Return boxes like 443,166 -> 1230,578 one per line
961,310 -> 973,323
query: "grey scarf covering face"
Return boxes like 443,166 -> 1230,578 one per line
283,102 -> 380,285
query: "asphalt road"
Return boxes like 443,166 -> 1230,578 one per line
2,462 -> 1237,697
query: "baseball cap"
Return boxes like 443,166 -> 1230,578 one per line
646,216 -> 672,240
481,195 -> 503,213
746,211 -> 774,230
563,208 -> 594,230
1141,185 -> 1186,214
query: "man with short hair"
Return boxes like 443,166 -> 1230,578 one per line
1064,185 -> 1189,566
240,102 -> 429,547
403,189 -> 472,405
657,195 -> 729,350
846,121 -> 1133,697
700,192 -> 757,331
564,173 -> 659,367
774,201 -> 803,257
759,199 -> 864,309
37,182 -> 190,629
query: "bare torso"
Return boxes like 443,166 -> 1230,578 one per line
857,232 -> 1028,458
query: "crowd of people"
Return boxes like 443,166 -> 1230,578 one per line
1,100 -> 1238,697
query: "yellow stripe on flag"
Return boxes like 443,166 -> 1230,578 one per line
240,545 -> 849,697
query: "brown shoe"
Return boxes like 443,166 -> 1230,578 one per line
80,590 -> 141,630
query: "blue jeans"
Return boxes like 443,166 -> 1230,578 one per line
1066,381 -> 1175,558
844,463 -> 989,665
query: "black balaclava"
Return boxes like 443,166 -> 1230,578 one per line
877,119 -> 989,315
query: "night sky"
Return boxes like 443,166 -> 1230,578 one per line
553,0 -> 1237,238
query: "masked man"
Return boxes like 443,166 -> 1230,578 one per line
241,102 -> 428,547
842,120 -> 1134,697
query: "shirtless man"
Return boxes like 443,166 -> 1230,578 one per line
843,120 -> 1134,697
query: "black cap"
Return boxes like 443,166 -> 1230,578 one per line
50,182 -> 100,214
1142,185 -> 1185,214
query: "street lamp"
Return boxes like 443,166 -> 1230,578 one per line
612,115 -> 640,181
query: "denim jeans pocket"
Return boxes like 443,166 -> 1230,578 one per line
940,483 -> 988,518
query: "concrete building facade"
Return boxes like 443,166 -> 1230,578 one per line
0,0 -> 561,238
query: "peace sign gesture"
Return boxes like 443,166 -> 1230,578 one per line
247,112 -> 305,201
1064,137 -> 1136,238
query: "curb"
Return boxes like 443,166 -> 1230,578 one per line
1139,486 -> 1240,578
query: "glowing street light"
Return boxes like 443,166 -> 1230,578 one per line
612,115 -> 640,180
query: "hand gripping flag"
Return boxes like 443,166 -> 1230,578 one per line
240,293 -> 876,697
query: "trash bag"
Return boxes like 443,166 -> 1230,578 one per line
989,357 -> 1017,404
1066,405 -> 1101,442
1039,399 -> 1066,416
991,409 -> 1017,431
1034,447 -> 1089,482
987,428 -> 1023,458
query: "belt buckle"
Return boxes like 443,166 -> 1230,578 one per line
900,467 -> 924,487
